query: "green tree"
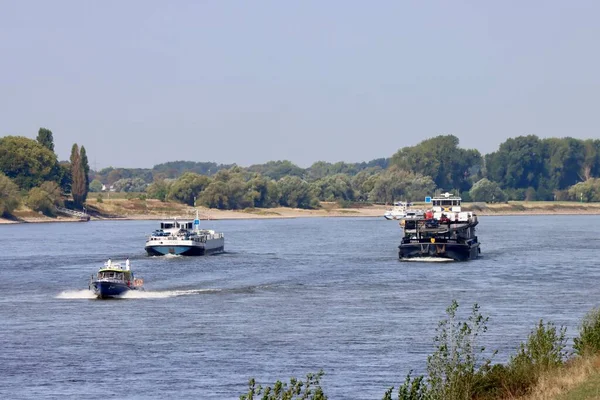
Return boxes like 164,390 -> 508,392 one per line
351,168 -> 382,201
40,181 -> 63,207
89,179 -> 103,193
368,167 -> 436,204
80,145 -> 90,202
278,176 -> 320,209
147,179 -> 171,202
112,178 -> 148,192
198,180 -> 229,209
469,178 -> 507,203
311,174 -> 355,202
390,135 -> 482,192
581,139 -> 600,181
567,178 -> 600,202
543,137 -> 585,190
247,160 -> 305,180
70,144 -> 86,208
0,136 -> 60,189
0,173 -> 20,216
247,175 -> 280,208
36,127 -> 54,152
485,135 -> 545,191
169,172 -> 212,205
26,187 -> 57,216
57,162 -> 72,194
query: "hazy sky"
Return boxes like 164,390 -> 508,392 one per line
2,1 -> 599,169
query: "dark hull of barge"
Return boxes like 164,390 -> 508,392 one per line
398,239 -> 480,261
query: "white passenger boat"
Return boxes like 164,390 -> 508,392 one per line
144,210 -> 224,256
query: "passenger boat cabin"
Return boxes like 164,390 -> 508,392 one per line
160,220 -> 194,230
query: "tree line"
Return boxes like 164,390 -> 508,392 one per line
0,129 -> 89,217
3,130 -> 600,216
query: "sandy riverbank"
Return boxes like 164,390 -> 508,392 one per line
2,200 -> 600,224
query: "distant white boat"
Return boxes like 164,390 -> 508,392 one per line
384,201 -> 412,220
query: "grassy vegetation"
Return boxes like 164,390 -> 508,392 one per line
242,302 -> 600,400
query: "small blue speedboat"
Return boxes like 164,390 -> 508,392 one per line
90,259 -> 144,299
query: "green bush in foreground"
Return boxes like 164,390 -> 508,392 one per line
473,319 -> 567,399
240,370 -> 327,400
574,307 -> 600,356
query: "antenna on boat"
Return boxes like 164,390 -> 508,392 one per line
194,208 -> 200,233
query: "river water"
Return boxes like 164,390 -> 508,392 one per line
1,216 -> 599,399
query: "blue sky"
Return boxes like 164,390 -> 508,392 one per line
1,1 -> 599,169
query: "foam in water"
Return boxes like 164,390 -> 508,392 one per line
56,290 -> 97,299
121,288 -> 220,299
162,254 -> 182,259
402,257 -> 455,263
56,288 -> 220,300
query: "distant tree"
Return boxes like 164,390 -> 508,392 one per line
368,167 -> 436,204
485,135 -> 545,190
152,161 -> 233,179
70,144 -> 86,208
581,139 -> 600,181
247,160 -> 305,180
198,180 -> 229,209
80,146 -> 90,202
0,173 -> 20,216
169,172 -> 212,206
36,127 -> 54,152
106,169 -> 123,185
40,181 -> 63,207
0,136 -> 60,190
147,179 -> 171,202
247,175 -> 280,208
543,137 -> 585,190
26,181 -> 63,216
278,176 -> 320,209
311,174 -> 355,202
567,178 -> 600,202
57,162 -> 72,194
469,178 -> 507,203
390,135 -> 482,192
112,178 -> 147,192
89,179 -> 103,193
351,168 -> 381,201
26,187 -> 55,216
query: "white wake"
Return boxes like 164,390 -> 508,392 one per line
56,290 -> 97,299
120,288 -> 221,299
56,288 -> 220,300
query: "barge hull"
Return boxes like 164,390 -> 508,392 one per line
145,244 -> 224,256
399,241 -> 479,261
93,281 -> 130,299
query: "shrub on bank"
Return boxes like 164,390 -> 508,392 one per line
240,370 -> 327,400
574,307 -> 600,356
473,320 -> 567,399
